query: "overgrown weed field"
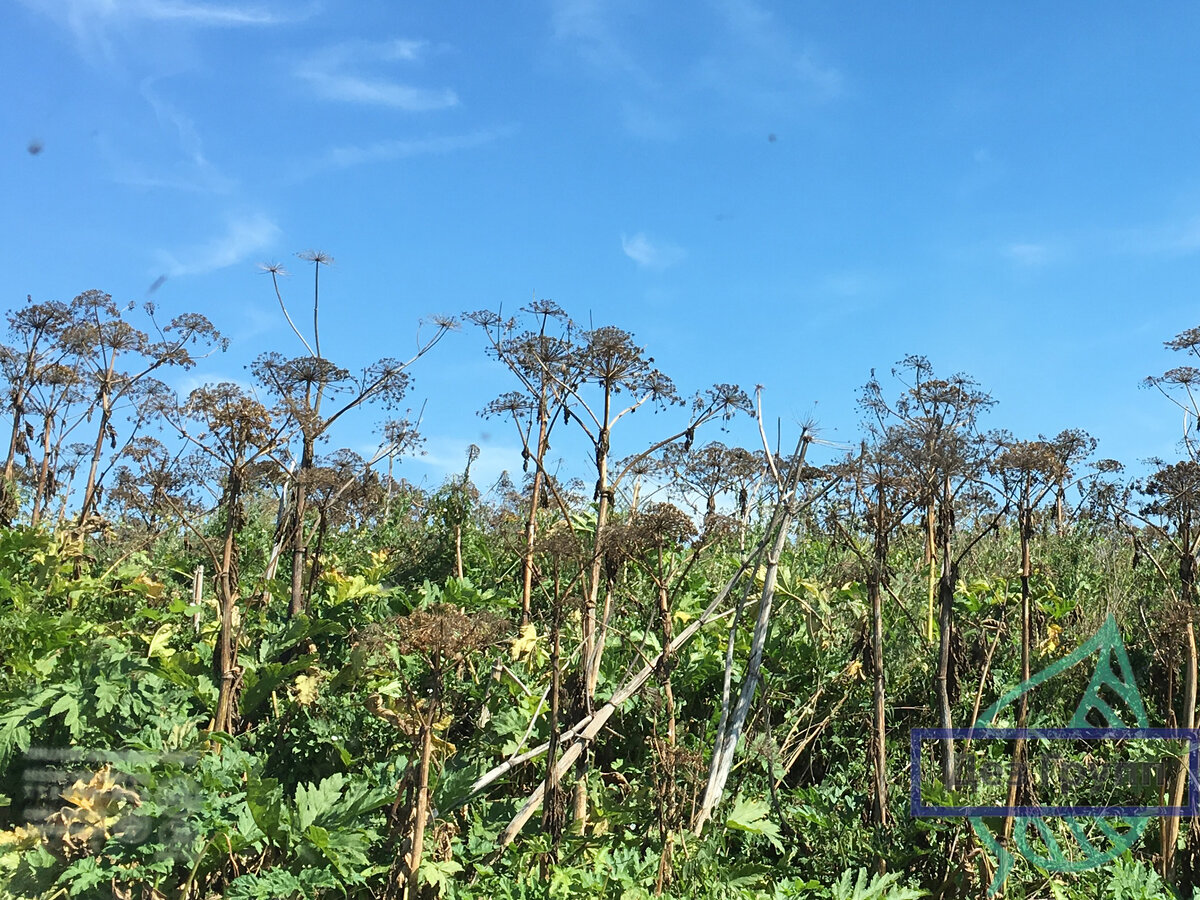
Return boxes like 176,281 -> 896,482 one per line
0,287 -> 1198,900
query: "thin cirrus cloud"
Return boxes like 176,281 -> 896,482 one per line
621,232 -> 686,269
1003,242 -> 1054,266
23,0 -> 290,34
160,213 -> 280,277
123,79 -> 236,193
698,0 -> 844,104
300,74 -> 457,110
296,39 -> 459,111
1001,216 -> 1200,264
1131,216 -> 1200,256
548,0 -> 843,141
111,0 -> 286,24
24,0 -> 290,26
998,218 -> 1200,265
21,0 -> 300,65
550,0 -> 655,88
288,126 -> 515,180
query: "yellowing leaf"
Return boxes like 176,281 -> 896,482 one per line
0,824 -> 42,851
846,659 -> 864,680
294,674 -> 320,706
48,766 -> 141,856
1040,623 -> 1063,655
132,573 -> 165,598
365,694 -> 457,754
510,624 -> 540,661
146,624 -> 176,660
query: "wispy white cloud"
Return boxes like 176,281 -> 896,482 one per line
22,0 -> 297,60
797,270 -> 889,327
820,271 -> 886,298
548,0 -> 842,140
160,213 -> 280,276
93,78 -> 235,193
301,75 -> 457,110
1004,242 -> 1055,266
105,153 -> 232,193
121,78 -> 235,192
955,145 -> 1007,200
24,0 -> 300,67
342,38 -> 433,64
977,218 -> 1200,268
26,0 -> 290,26
698,0 -> 844,104
550,0 -> 655,87
290,127 -> 515,180
1141,217 -> 1200,255
793,51 -> 843,98
620,102 -> 679,140
621,232 -> 686,269
120,0 -> 285,24
1052,216 -> 1200,260
296,39 -> 459,111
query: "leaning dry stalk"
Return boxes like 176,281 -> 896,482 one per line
692,438 -> 805,834
487,536 -> 772,853
691,480 -> 801,830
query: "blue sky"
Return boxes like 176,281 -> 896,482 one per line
5,1 -> 1200,490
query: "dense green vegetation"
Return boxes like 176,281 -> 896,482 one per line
1,271 -> 1199,899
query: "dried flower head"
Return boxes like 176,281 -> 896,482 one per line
297,250 -> 334,266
